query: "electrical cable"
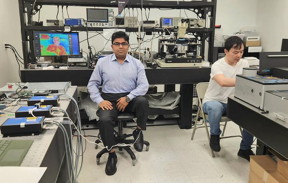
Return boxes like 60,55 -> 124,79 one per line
79,32 -> 101,43
187,8 -> 201,19
144,8 -> 150,21
5,44 -> 24,79
10,49 -> 24,64
97,32 -> 110,41
58,115 -> 143,153
45,100 -> 84,183
28,107 -> 37,117
90,46 -> 97,54
66,6 -> 70,18
184,9 -> 189,18
85,23 -> 94,63
62,5 -> 65,20
97,37 -> 111,54
38,8 -> 41,22
5,44 -> 24,61
32,0 -> 37,15
56,5 -> 59,20
61,93 -> 84,178
45,120 -> 76,183
11,50 -> 24,65
80,129 -> 88,153
129,33 -> 162,52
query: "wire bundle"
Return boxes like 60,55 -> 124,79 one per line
5,44 -> 24,79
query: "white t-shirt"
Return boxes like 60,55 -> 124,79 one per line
203,57 -> 249,104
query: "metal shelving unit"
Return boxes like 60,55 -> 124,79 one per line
18,0 -> 217,68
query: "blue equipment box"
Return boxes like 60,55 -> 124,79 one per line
28,96 -> 59,106
1,117 -> 44,137
64,18 -> 84,26
15,105 -> 52,117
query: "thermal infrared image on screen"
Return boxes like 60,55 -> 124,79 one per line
37,32 -> 80,56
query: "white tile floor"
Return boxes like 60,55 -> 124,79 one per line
77,121 -> 253,183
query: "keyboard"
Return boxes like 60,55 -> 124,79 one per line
0,139 -> 33,166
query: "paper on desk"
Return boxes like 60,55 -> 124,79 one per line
0,166 -> 47,183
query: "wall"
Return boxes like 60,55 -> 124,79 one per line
256,0 -> 288,51
214,0 -> 258,49
0,0 -> 23,87
215,0 -> 258,35
1,0 -> 287,86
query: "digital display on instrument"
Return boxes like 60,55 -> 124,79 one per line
87,8 -> 109,22
162,18 -> 173,26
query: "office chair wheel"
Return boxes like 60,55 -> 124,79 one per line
95,139 -> 101,149
132,159 -> 136,166
145,145 -> 149,151
96,158 -> 100,165
144,141 -> 150,151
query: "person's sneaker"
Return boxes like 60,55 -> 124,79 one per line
133,129 -> 144,152
105,152 -> 117,176
210,135 -> 221,152
237,149 -> 255,161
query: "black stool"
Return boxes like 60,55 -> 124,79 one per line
95,112 -> 150,166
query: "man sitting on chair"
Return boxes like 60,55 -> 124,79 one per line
202,36 -> 255,161
87,31 -> 149,175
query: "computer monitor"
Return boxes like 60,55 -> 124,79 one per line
161,18 -> 173,27
281,39 -> 288,51
33,31 -> 80,57
86,8 -> 108,22
259,51 -> 288,71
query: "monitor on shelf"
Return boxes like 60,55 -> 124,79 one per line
86,8 -> 108,22
259,51 -> 288,71
33,31 -> 81,58
281,39 -> 288,51
160,17 -> 173,27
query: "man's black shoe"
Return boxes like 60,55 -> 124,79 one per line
237,149 -> 255,161
133,129 -> 144,152
105,153 -> 117,176
210,135 -> 221,152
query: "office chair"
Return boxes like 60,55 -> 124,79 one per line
95,112 -> 150,166
191,82 -> 242,157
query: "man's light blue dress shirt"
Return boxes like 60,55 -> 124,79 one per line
87,54 -> 149,104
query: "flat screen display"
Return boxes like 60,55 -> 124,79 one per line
87,8 -> 108,22
281,39 -> 288,51
162,18 -> 173,27
259,51 -> 288,71
33,31 -> 80,57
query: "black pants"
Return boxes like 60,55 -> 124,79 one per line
97,93 -> 149,149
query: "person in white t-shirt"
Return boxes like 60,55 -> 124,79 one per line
203,36 -> 254,161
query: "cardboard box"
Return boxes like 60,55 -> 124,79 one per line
267,172 -> 288,183
245,36 -> 261,47
277,160 -> 288,178
250,156 -> 277,181
250,156 -> 288,183
246,40 -> 261,47
250,171 -> 265,183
